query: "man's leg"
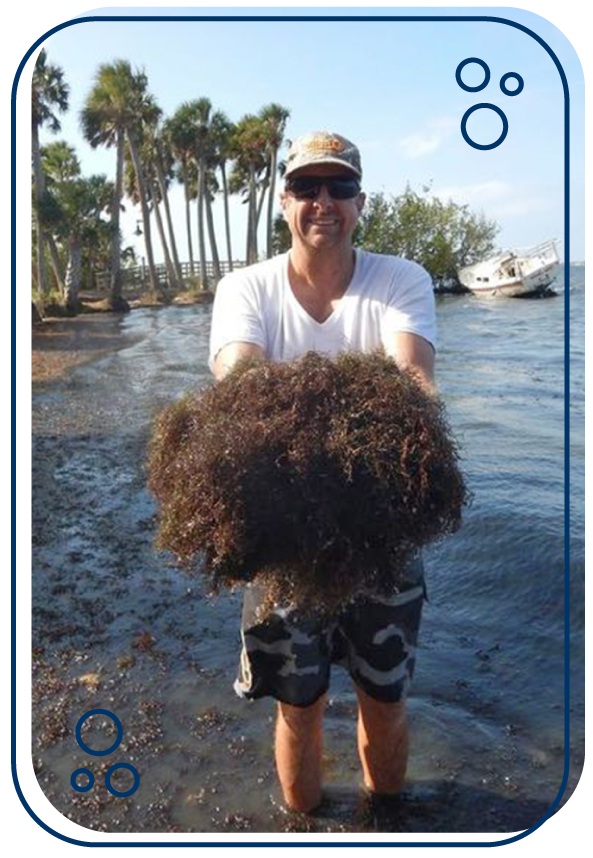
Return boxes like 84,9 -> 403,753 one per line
355,684 -> 408,794
275,691 -> 328,812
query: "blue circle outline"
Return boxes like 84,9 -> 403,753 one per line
75,709 -> 123,757
70,768 -> 94,793
500,71 -> 524,96
460,102 -> 509,150
105,763 -> 140,797
455,57 -> 491,92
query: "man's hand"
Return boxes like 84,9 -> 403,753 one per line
213,341 -> 266,381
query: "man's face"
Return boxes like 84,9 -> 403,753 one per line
280,163 -> 365,252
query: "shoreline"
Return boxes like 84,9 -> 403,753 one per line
32,313 -> 141,383
32,290 -> 214,383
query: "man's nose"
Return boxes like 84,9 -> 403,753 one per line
314,183 -> 335,206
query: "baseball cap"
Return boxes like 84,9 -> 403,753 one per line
284,131 -> 362,179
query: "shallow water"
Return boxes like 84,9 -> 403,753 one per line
31,266 -> 584,835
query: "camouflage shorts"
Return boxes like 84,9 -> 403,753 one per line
234,558 -> 425,707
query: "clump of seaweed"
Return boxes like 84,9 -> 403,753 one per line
147,351 -> 468,617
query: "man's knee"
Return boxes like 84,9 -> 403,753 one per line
356,685 -> 407,731
277,692 -> 328,734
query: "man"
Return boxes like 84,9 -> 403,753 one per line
209,131 -> 436,814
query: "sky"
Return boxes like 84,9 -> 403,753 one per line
33,7 -> 585,266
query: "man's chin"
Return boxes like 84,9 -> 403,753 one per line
304,233 -> 342,250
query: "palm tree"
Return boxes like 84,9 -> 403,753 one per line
32,49 -> 69,298
40,140 -> 80,300
41,141 -> 113,312
152,126 -> 183,284
210,112 -> 236,271
38,140 -> 80,294
166,99 -> 212,288
164,106 -> 198,277
204,171 -> 221,283
187,98 -> 213,289
41,140 -> 80,184
125,96 -> 182,292
232,114 -> 269,264
62,175 -> 114,312
259,104 -> 290,258
81,60 -> 162,306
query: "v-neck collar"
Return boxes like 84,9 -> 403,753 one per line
285,249 -> 360,329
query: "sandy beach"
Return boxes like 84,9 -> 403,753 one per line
32,313 -> 143,383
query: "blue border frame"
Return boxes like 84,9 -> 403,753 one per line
15,13 -> 571,847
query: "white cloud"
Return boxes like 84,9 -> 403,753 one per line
398,116 -> 457,159
431,180 -> 513,204
489,198 -> 557,218
429,117 -> 458,132
399,132 -> 441,159
429,181 -> 556,220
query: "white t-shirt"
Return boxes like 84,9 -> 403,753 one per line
209,249 -> 436,371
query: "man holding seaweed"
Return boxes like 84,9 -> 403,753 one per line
209,131 -> 436,815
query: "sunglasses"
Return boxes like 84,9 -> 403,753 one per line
286,175 -> 361,200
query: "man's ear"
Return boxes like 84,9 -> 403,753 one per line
280,191 -> 289,220
356,192 -> 366,214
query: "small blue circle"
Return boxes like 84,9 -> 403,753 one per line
75,709 -> 123,757
71,767 -> 95,793
105,762 -> 140,797
500,72 -> 524,96
460,103 -> 509,151
456,58 -> 491,92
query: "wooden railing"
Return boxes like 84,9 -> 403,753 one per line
94,260 -> 246,293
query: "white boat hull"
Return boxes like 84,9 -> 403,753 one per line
468,264 -> 558,297
458,240 -> 559,298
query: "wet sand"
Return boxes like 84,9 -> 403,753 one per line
32,314 -> 144,383
31,310 -> 574,837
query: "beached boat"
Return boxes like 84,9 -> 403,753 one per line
458,240 -> 559,297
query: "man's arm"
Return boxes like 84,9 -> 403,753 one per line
212,341 -> 266,381
384,331 -> 436,392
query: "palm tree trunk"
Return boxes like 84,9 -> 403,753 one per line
252,162 -> 269,262
220,162 -> 233,271
155,147 -> 183,283
182,162 -> 195,277
245,201 -> 250,264
150,174 -> 178,289
109,130 -> 124,302
126,129 -> 161,297
46,234 -> 66,296
256,166 -> 269,231
267,148 -> 278,259
204,191 -> 221,283
197,157 -> 209,289
65,236 -> 83,313
32,300 -> 43,324
247,162 -> 258,264
31,121 -> 48,296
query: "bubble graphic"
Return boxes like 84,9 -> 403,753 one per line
71,768 -> 95,793
75,708 -> 123,757
455,58 -> 490,92
460,103 -> 509,151
105,762 -> 141,797
500,72 -> 524,96
70,708 -> 140,797
455,57 -> 524,150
